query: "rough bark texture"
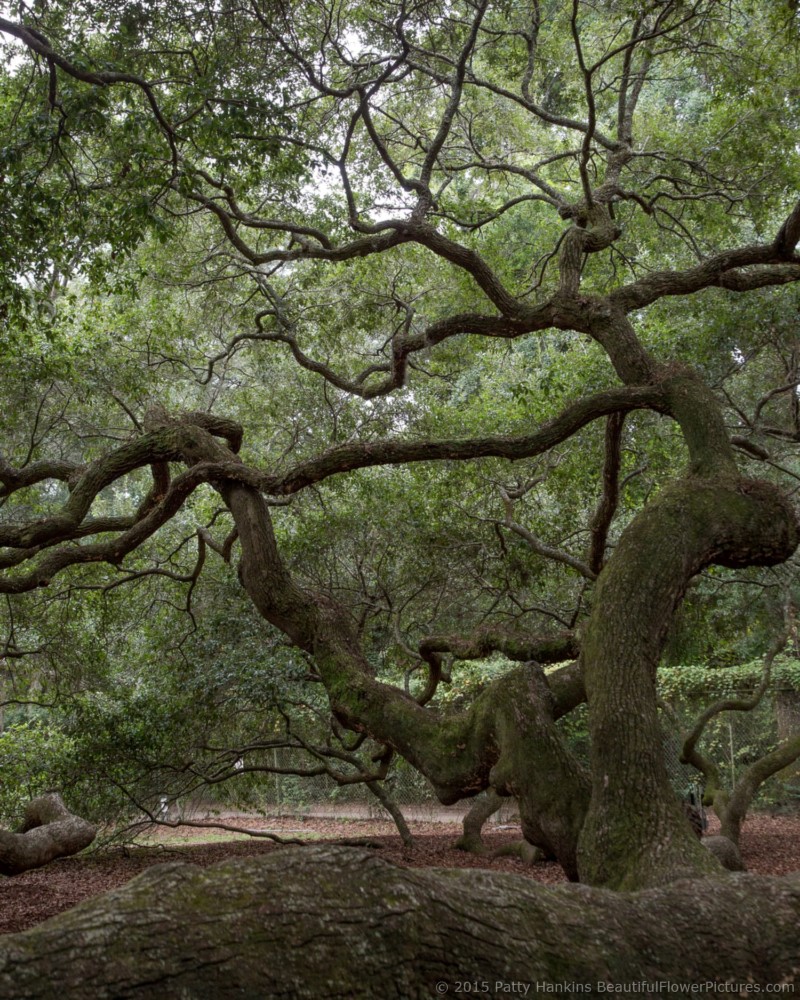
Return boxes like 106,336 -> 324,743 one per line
0,794 -> 96,877
1,847 -> 799,998
578,474 -> 800,889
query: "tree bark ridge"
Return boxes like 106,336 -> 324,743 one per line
1,847 -> 798,999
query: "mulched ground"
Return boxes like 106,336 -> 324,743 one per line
1,812 -> 798,937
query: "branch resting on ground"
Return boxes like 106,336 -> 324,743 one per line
1,847 -> 799,997
0,793 -> 96,877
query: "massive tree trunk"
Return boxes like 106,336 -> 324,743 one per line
571,310 -> 800,888
1,846 -> 799,999
578,473 -> 799,889
145,388 -> 799,891
0,794 -> 96,877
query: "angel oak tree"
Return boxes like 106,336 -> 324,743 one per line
1,0 -> 800,894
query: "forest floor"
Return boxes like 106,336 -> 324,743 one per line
1,812 -> 799,936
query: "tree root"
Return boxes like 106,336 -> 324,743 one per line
490,840 -> 546,865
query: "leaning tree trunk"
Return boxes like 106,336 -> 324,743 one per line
1,846 -> 799,999
454,787 -> 505,852
365,779 -> 414,847
717,734 -> 800,845
0,793 -> 96,877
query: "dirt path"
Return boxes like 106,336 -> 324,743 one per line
1,813 -> 798,937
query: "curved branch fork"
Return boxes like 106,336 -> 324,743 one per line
0,794 -> 96,877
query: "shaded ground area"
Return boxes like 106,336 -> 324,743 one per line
1,813 -> 799,936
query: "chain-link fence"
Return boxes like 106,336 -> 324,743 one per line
659,688 -> 800,807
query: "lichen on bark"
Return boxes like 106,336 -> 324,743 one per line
1,846 -> 799,999
577,473 -> 799,889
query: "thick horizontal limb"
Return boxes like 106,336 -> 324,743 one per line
1,848 -> 799,995
258,384 -> 667,495
612,206 -> 800,311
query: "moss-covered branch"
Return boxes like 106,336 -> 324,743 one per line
1,847 -> 799,998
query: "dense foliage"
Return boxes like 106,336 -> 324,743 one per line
1,0 -> 799,888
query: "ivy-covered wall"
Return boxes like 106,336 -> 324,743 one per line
658,658 -> 800,701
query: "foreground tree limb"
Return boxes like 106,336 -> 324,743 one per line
0,794 -> 96,877
1,847 -> 799,999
